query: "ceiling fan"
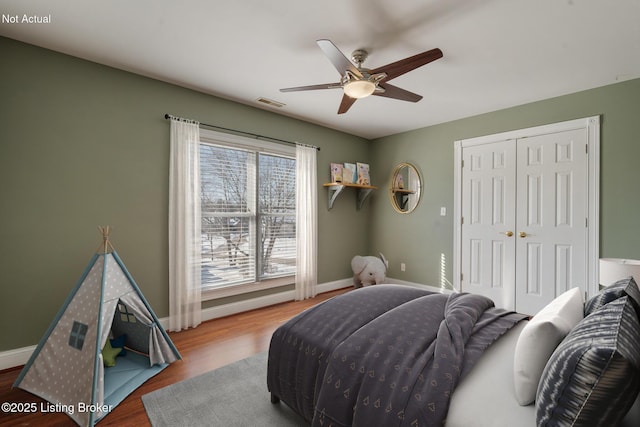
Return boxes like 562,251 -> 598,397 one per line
280,39 -> 443,114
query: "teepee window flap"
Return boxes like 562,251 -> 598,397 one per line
69,321 -> 89,350
117,302 -> 137,323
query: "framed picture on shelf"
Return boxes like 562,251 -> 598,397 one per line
356,162 -> 370,186
394,173 -> 404,189
330,163 -> 343,182
343,162 -> 356,184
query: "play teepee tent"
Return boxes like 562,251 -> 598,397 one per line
14,227 -> 181,426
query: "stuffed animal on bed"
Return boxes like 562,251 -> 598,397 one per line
351,253 -> 388,288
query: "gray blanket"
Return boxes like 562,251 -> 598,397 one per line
267,285 -> 526,427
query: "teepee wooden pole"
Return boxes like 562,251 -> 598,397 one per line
97,225 -> 115,254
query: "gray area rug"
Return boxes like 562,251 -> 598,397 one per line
142,352 -> 308,427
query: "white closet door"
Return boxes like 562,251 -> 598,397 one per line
455,117 -> 599,314
460,140 -> 517,309
515,129 -> 588,315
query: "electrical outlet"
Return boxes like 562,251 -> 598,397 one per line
400,262 -> 406,272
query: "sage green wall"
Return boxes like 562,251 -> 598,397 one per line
2,34 -> 639,353
0,37 -> 370,351
370,78 -> 640,287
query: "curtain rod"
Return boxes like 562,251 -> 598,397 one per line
164,114 -> 320,151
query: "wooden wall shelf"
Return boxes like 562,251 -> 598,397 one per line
323,182 -> 377,210
391,188 -> 416,211
391,188 -> 416,194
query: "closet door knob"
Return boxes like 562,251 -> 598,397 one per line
504,231 -> 514,237
519,231 -> 528,238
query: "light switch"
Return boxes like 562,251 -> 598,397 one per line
440,207 -> 446,216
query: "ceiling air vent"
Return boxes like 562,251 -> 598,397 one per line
256,97 -> 285,108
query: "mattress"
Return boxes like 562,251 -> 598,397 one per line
447,321 -> 534,426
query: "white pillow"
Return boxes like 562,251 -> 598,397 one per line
513,287 -> 584,405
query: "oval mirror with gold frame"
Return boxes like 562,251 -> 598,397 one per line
389,162 -> 422,213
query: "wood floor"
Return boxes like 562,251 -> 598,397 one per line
0,288 -> 348,427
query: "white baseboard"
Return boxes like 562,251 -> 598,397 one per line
0,278 -> 353,372
0,345 -> 37,372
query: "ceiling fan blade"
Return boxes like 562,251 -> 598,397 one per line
371,48 -> 443,82
375,83 -> 423,102
338,94 -> 357,114
280,83 -> 341,92
317,39 -> 363,79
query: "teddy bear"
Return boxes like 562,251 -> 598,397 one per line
351,253 -> 388,288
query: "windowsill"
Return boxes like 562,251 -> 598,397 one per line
201,275 -> 295,301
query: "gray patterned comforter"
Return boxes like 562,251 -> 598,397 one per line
267,285 -> 526,427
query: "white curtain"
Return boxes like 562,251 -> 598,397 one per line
295,144 -> 318,300
168,118 -> 202,331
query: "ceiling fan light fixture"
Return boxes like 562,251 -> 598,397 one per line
280,39 -> 442,114
343,80 -> 376,99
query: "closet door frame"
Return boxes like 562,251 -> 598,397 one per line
453,116 -> 600,303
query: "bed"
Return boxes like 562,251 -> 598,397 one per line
267,280 -> 640,426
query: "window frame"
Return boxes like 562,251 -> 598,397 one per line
199,128 -> 296,301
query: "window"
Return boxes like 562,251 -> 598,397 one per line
199,130 -> 296,297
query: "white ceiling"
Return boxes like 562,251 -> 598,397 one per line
2,0 -> 639,139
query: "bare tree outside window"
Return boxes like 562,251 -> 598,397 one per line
259,154 -> 296,276
199,144 -> 296,289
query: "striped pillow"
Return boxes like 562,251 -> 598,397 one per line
585,276 -> 640,316
536,296 -> 640,426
